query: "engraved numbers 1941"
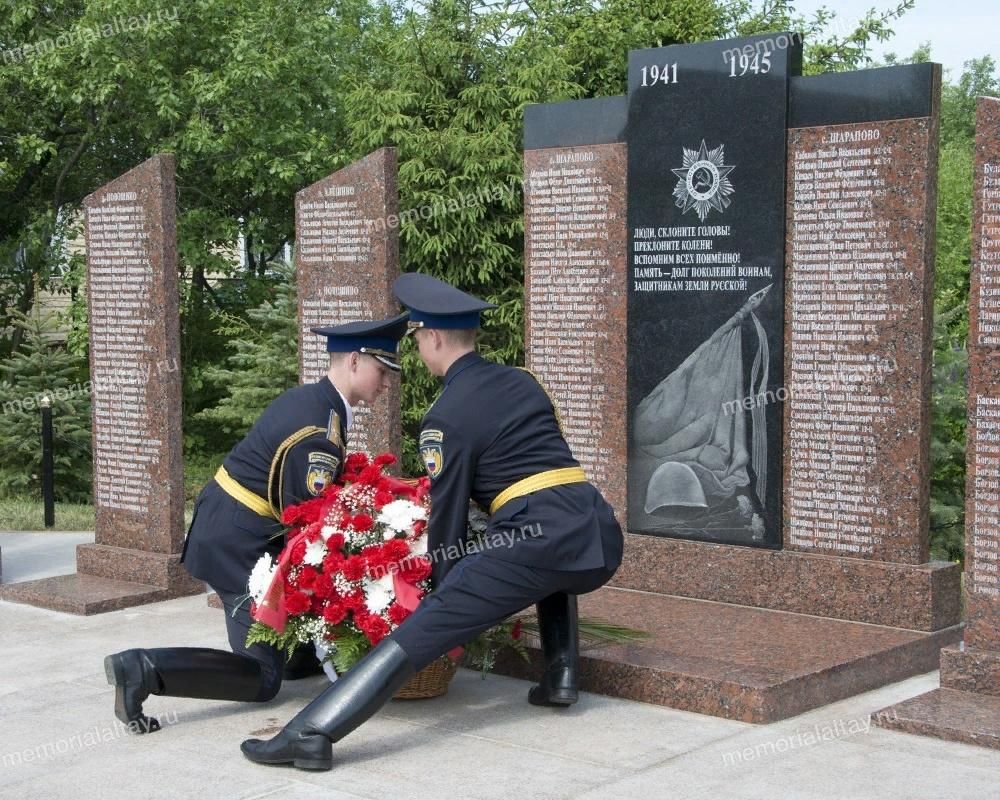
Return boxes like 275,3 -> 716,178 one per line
640,63 -> 678,87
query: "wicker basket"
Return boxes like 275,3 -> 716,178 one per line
393,656 -> 458,700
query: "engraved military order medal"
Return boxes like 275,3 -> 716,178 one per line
670,139 -> 736,222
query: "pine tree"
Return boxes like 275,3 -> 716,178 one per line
193,262 -> 299,441
0,310 -> 92,502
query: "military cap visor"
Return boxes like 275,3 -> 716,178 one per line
310,312 -> 410,371
392,273 -> 495,332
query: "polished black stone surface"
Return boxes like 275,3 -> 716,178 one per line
524,96 -> 627,149
625,34 -> 801,549
789,63 -> 940,128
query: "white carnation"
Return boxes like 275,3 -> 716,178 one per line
376,499 -> 426,537
408,536 -> 428,556
362,573 -> 395,615
303,538 -> 326,566
247,555 -> 277,604
320,525 -> 337,542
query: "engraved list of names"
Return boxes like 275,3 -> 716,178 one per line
968,109 -> 1000,598
294,149 -> 399,459
786,118 -> 934,564
525,145 -> 626,507
87,192 -> 162,514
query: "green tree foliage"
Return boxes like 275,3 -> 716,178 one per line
0,310 -> 91,502
192,263 -> 299,443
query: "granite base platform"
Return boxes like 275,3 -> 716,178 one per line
0,544 -> 203,615
874,688 -> 1000,749
872,643 -> 1000,749
493,587 -> 963,723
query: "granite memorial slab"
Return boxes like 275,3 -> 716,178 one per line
1,154 -> 202,614
524,97 -> 628,515
626,34 -> 801,548
876,95 -> 1000,750
295,147 -> 401,458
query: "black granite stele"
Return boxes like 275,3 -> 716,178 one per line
625,34 -> 801,548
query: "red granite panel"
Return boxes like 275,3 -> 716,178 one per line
784,118 -> 938,565
295,148 -> 401,459
965,96 -> 1000,653
84,154 -> 184,555
524,144 -> 628,519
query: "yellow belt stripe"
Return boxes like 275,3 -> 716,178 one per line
215,466 -> 277,519
490,466 -> 588,515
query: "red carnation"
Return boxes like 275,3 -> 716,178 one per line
374,453 -> 397,467
358,464 -> 384,485
374,490 -> 395,509
325,532 -> 345,551
341,555 -> 367,582
352,513 -> 374,532
297,566 -> 319,591
323,551 -> 345,574
342,589 -> 366,611
357,612 -> 390,645
284,591 -> 311,615
322,601 -> 347,625
388,603 -> 411,625
344,452 -> 369,474
290,539 -> 307,563
384,539 -> 411,563
282,495 -> 329,527
310,595 -> 325,614
312,571 -> 334,600
399,557 -> 432,583
362,544 -> 389,574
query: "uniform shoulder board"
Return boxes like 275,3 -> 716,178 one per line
327,411 -> 343,449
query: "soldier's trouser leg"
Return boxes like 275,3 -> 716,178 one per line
240,553 -> 615,771
104,588 -> 284,733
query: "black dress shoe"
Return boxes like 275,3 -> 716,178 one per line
240,731 -> 333,770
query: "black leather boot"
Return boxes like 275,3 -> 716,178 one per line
240,638 -> 415,770
528,592 -> 579,707
104,647 -> 268,733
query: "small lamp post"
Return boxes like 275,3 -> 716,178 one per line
40,394 -> 54,529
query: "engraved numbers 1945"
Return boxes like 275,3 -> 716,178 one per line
729,51 -> 771,77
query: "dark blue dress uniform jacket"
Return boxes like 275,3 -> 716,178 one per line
419,353 -> 623,587
182,377 -> 348,594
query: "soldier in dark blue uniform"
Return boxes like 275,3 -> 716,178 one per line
241,274 -> 624,771
104,314 -> 409,733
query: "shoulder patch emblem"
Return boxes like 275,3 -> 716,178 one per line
419,429 -> 444,479
306,451 -> 340,496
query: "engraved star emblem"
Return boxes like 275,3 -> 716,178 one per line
671,140 -> 736,222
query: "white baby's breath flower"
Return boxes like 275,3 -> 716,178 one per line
247,554 -> 277,604
303,538 -> 326,566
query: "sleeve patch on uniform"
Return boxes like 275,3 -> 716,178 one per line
419,429 -> 444,479
306,451 -> 340,496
